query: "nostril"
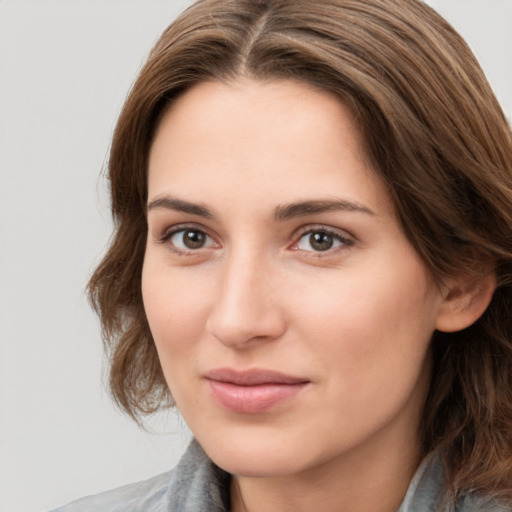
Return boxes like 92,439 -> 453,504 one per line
206,299 -> 286,349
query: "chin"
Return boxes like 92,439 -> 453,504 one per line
211,448 -> 308,478
195,426 -> 320,478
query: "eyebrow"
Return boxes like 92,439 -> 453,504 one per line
147,196 -> 214,218
272,199 -> 375,221
146,195 -> 375,220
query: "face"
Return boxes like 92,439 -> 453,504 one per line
143,78 -> 447,478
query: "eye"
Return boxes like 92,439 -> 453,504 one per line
295,228 -> 353,253
162,227 -> 216,252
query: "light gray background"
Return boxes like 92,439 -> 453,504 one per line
0,1 -> 510,511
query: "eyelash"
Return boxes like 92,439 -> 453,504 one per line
158,224 -> 217,255
291,226 -> 354,256
156,224 -> 354,256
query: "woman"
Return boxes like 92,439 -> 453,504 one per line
54,0 -> 512,510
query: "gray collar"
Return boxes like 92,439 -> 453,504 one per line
51,439 -> 510,511
162,440 -> 509,512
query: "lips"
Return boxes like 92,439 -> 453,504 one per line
205,368 -> 310,414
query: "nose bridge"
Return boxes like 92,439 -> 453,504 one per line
206,242 -> 284,347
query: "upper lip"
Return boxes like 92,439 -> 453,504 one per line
205,368 -> 309,386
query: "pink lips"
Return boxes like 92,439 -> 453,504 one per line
205,368 -> 309,414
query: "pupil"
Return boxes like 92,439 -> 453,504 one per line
184,230 -> 205,249
310,232 -> 333,251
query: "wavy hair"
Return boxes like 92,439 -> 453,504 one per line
88,0 -> 512,502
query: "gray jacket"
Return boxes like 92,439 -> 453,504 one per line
52,440 -> 510,511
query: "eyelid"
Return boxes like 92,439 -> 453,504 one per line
157,222 -> 210,241
154,222 -> 354,257
156,223 -> 220,254
290,225 -> 355,253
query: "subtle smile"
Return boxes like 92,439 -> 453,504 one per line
205,368 -> 310,414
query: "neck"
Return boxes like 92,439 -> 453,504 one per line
230,423 -> 423,512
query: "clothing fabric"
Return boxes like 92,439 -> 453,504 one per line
51,439 -> 510,512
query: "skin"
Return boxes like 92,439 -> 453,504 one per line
142,78 -> 484,512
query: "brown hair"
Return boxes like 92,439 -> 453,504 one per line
89,0 -> 512,502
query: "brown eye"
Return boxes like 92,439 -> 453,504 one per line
309,232 -> 333,251
167,228 -> 214,251
183,229 -> 206,249
296,229 -> 352,253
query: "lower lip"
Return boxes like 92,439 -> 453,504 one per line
207,380 -> 307,414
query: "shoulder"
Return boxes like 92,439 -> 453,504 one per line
50,470 -> 173,512
398,452 -> 511,512
456,493 -> 511,512
49,439 -> 231,512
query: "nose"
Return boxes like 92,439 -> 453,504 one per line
206,249 -> 286,349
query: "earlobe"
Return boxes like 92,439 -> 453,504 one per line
435,270 -> 497,333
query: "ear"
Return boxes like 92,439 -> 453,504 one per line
435,269 -> 497,333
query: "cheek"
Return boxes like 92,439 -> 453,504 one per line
292,256 -> 438,386
141,264 -> 215,411
141,263 -> 212,359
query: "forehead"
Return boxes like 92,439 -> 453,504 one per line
147,78 -> 392,218
150,78 -> 366,164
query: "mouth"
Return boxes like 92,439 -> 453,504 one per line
204,368 -> 310,414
